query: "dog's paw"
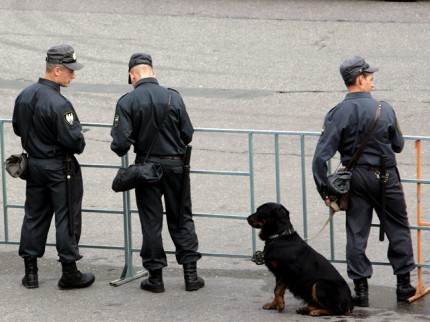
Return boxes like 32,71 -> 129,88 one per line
309,308 -> 332,316
263,299 -> 285,312
263,302 -> 277,310
297,306 -> 330,316
296,306 -> 311,315
277,299 -> 285,312
309,309 -> 322,316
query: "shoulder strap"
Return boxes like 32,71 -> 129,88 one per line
143,91 -> 172,162
346,102 -> 382,170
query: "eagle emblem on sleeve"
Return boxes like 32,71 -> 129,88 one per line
114,114 -> 120,127
64,112 -> 75,126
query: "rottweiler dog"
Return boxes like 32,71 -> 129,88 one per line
247,202 -> 354,316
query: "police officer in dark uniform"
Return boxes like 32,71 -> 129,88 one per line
312,56 -> 415,306
12,44 -> 95,289
110,53 -> 204,293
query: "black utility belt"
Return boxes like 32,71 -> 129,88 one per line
28,154 -> 65,160
356,165 -> 395,183
137,155 -> 182,161
355,165 -> 395,172
159,156 -> 182,160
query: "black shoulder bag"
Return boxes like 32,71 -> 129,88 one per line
5,91 -> 40,179
327,103 -> 382,211
112,93 -> 171,192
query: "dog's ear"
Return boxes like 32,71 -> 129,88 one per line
273,204 -> 291,226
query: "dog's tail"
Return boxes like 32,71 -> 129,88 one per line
313,280 -> 354,314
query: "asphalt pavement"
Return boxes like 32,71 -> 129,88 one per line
1,1 -> 430,321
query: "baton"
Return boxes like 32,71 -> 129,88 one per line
179,145 -> 192,227
65,154 -> 75,235
379,154 -> 387,242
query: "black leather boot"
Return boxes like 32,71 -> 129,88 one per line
183,262 -> 205,291
58,262 -> 95,289
353,278 -> 369,307
140,269 -> 165,293
396,272 -> 416,301
22,258 -> 38,289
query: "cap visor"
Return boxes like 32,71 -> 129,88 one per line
63,62 -> 84,71
365,66 -> 379,73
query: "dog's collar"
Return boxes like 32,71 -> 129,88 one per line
268,226 -> 295,240
253,226 -> 296,266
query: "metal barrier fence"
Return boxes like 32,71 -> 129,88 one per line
1,120 -> 429,292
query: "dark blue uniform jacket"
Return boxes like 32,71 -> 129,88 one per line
12,78 -> 85,158
312,92 -> 404,200
110,78 -> 193,158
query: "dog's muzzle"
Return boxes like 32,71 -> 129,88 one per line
252,251 -> 265,265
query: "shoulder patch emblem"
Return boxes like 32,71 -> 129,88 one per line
64,112 -> 75,126
114,114 -> 120,127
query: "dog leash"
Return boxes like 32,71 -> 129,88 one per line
303,210 -> 336,242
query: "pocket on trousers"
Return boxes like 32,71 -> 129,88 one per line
170,166 -> 184,175
44,163 -> 66,181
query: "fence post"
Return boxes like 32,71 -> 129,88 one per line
110,153 -> 147,286
300,134 -> 309,239
0,120 -> 10,242
407,140 -> 430,302
248,132 -> 258,254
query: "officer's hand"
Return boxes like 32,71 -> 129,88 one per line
325,196 -> 340,213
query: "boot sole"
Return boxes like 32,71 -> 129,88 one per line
58,276 -> 95,290
140,285 -> 165,293
23,283 -> 39,289
397,288 -> 416,301
58,283 -> 94,289
185,282 -> 205,291
397,293 -> 415,302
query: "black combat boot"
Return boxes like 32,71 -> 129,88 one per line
22,258 -> 38,289
58,262 -> 95,289
183,262 -> 205,291
353,278 -> 369,307
140,269 -> 165,293
396,272 -> 416,301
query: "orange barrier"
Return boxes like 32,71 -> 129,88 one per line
408,140 -> 430,303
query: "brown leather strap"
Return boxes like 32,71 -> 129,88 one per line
346,102 -> 382,171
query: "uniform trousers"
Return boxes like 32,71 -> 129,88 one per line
135,157 -> 201,271
346,166 -> 415,280
19,156 -> 83,263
